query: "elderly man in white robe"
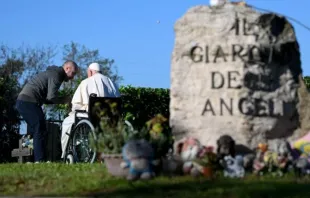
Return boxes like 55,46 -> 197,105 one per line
61,62 -> 120,159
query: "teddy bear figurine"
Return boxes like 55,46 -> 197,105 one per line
120,139 -> 159,181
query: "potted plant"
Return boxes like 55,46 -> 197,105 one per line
89,101 -> 138,177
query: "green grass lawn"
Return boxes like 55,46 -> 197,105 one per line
1,163 -> 310,198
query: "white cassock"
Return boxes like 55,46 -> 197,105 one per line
61,73 -> 120,158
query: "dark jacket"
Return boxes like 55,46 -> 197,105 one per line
17,66 -> 68,105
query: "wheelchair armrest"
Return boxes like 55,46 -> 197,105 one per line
75,110 -> 88,118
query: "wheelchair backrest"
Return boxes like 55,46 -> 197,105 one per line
88,94 -> 122,128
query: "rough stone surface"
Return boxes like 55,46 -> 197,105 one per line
170,3 -> 310,152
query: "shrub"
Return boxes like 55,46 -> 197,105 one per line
0,60 -> 23,163
91,99 -> 172,159
119,85 -> 170,130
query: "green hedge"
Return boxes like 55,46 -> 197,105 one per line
119,85 -> 170,130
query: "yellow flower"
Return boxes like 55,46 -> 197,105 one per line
152,123 -> 163,134
110,102 -> 118,109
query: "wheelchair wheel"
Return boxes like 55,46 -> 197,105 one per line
71,119 -> 97,163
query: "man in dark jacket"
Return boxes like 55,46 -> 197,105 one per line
16,60 -> 78,163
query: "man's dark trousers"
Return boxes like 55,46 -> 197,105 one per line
16,100 -> 46,162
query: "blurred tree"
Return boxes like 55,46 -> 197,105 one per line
303,76 -> 310,90
0,59 -> 24,162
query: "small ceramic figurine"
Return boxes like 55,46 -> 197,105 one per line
120,139 -> 159,181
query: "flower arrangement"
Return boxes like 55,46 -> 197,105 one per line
193,146 -> 218,169
192,146 -> 218,178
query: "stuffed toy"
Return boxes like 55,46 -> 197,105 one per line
242,153 -> 256,171
294,156 -> 310,176
253,141 -> 292,176
221,155 -> 245,178
292,139 -> 310,158
120,139 -> 159,181
271,139 -> 294,160
216,135 -> 236,160
270,139 -> 294,176
173,137 -> 208,176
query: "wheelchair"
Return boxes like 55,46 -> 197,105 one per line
63,93 -> 134,164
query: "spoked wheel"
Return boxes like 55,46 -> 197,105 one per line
72,120 -> 97,163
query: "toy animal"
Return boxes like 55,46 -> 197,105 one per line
271,139 -> 294,175
173,137 -> 208,176
120,139 -> 158,181
253,141 -> 292,176
242,153 -> 256,171
216,135 -> 236,160
291,131 -> 310,155
294,156 -> 310,177
292,140 -> 310,158
221,155 -> 245,178
271,139 -> 294,160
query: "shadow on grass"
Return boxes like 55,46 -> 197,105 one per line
85,178 -> 310,198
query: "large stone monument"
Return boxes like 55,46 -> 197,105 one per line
170,2 -> 310,151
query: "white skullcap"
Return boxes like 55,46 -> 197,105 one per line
88,62 -> 101,71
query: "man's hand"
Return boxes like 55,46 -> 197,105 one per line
47,95 -> 71,104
